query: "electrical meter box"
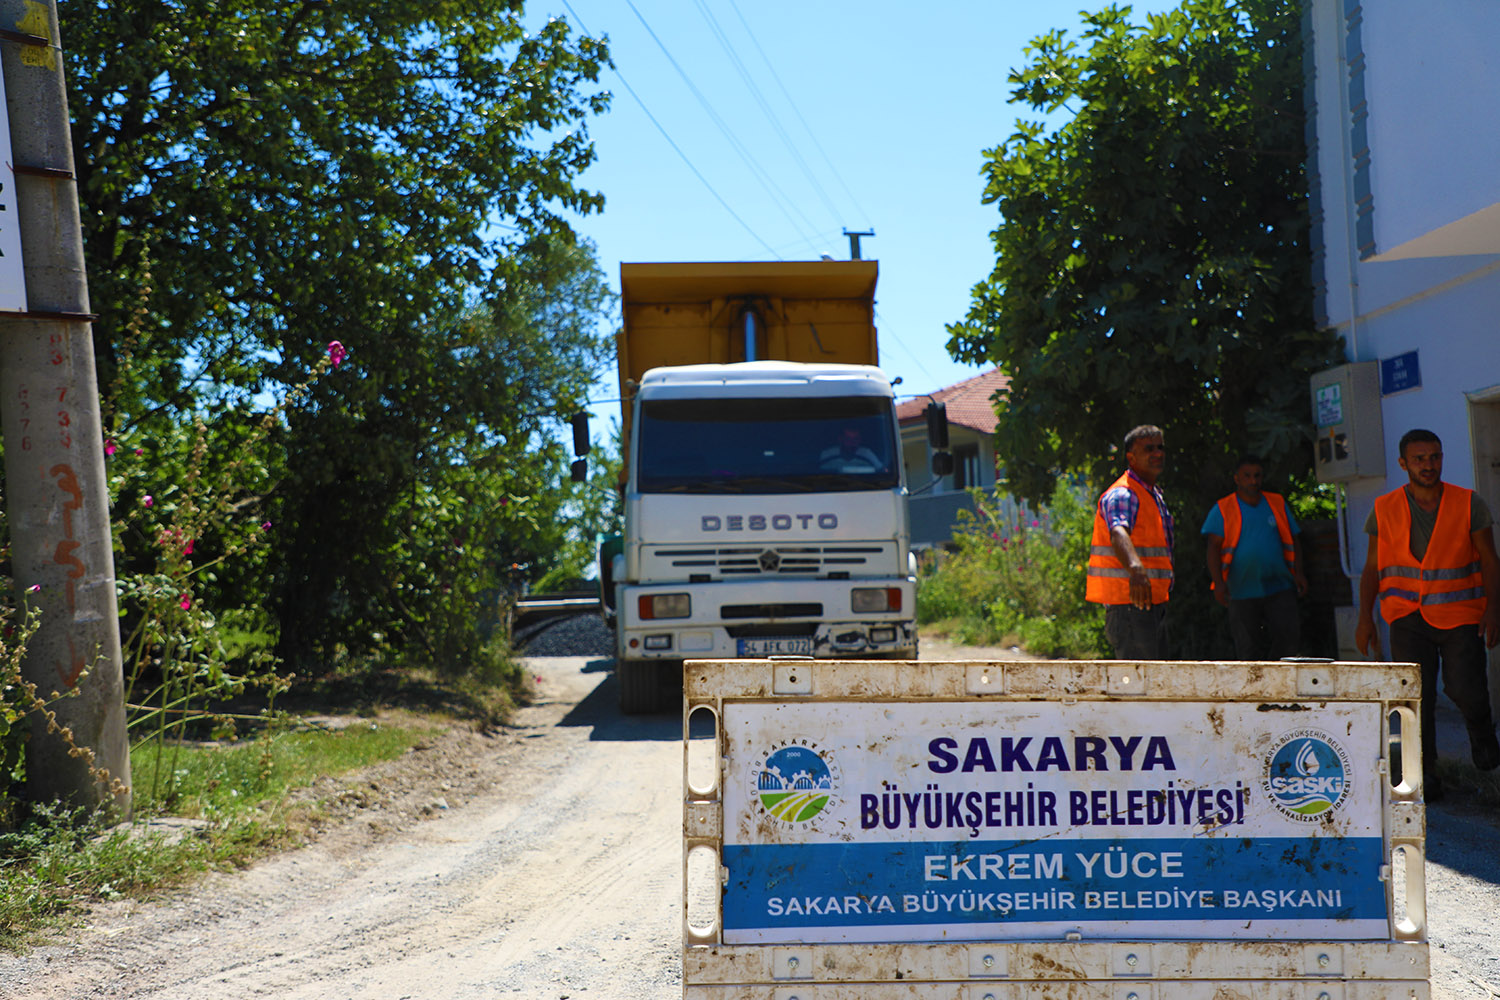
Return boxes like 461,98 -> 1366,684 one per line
1311,362 -> 1386,483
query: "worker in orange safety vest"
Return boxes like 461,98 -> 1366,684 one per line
1086,424 -> 1174,659
1356,429 -> 1500,800
1202,454 -> 1308,660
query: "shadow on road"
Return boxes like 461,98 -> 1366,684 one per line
558,668 -> 681,742
1426,800 -> 1500,887
556,658 -> 722,744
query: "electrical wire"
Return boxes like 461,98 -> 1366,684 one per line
873,305 -> 941,387
624,0 -> 818,252
558,0 -> 781,258
727,0 -> 874,229
691,0 -> 843,231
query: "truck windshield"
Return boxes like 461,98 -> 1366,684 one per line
637,395 -> 899,494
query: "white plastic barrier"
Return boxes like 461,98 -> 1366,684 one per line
683,659 -> 1429,999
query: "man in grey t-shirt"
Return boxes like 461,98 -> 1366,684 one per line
1355,430 -> 1500,801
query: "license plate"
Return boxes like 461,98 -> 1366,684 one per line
737,637 -> 812,656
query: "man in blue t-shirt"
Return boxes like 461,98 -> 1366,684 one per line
1201,455 -> 1308,659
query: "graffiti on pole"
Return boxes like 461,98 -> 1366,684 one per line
17,374 -> 90,687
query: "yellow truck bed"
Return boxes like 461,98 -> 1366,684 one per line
618,260 -> 878,406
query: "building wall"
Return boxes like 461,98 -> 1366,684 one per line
1307,0 -> 1500,703
1354,2 -> 1500,258
1308,0 -> 1500,529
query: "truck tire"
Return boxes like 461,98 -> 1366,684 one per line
616,659 -> 681,715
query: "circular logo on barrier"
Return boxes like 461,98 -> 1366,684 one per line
1262,729 -> 1350,821
752,740 -> 840,827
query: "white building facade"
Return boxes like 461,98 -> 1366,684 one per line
1305,1 -> 1500,700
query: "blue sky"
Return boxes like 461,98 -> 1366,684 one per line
535,1 -> 1179,414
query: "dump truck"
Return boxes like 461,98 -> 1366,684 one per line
590,260 -> 946,713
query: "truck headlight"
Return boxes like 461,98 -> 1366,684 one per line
639,593 -> 691,619
851,587 -> 901,613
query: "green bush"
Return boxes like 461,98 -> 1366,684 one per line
917,483 -> 1108,659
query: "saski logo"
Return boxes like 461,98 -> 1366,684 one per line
1262,730 -> 1350,820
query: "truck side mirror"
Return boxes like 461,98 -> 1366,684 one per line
931,450 -> 954,478
924,401 -> 949,450
571,412 -> 591,456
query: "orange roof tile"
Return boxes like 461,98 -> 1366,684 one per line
896,367 -> 1009,434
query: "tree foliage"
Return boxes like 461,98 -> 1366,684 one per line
272,233 -> 617,666
62,1 -> 618,669
948,0 -> 1342,513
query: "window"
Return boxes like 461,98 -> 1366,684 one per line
637,395 -> 899,494
953,444 -> 981,490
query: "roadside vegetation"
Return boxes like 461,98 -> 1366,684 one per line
917,476 -> 1344,661
8,0 -> 1499,957
1,0 -> 619,946
917,484 -> 1109,659
0,708 -> 440,949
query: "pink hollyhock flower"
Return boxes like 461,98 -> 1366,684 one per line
261,521 -> 272,531
184,539 -> 194,556
327,341 -> 347,368
179,594 -> 191,610
104,439 -> 117,456
143,495 -> 154,508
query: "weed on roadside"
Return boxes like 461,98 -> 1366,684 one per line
0,716 -> 432,949
917,483 -> 1108,659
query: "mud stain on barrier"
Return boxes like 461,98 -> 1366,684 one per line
1024,951 -> 1085,979
1207,706 -> 1226,736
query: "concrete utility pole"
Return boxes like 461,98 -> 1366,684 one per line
842,229 -> 875,261
0,0 -> 130,816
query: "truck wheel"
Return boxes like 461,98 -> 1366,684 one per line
617,659 -> 681,714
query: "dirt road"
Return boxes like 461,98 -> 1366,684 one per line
2,642 -> 1498,998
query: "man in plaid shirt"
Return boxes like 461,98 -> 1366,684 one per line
1086,425 -> 1175,658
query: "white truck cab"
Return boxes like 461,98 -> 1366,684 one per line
615,362 -> 917,677
593,261 -> 946,713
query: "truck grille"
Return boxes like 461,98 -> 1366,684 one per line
721,602 -> 823,619
658,545 -> 883,576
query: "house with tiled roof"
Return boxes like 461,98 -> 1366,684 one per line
896,367 -> 1030,550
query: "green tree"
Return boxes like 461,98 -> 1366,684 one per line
70,1 -> 609,413
272,233 -> 616,667
62,2 -> 617,669
946,0 -> 1342,656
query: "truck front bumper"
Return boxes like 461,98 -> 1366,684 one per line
618,578 -> 917,660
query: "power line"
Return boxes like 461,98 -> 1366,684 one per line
764,227 -> 846,262
727,0 -> 873,228
558,0 -> 780,258
623,0 -> 819,250
873,305 -> 942,387
690,0 -> 844,231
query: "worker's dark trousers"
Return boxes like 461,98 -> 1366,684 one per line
1389,612 -> 1493,781
1226,588 -> 1301,660
1104,604 -> 1168,660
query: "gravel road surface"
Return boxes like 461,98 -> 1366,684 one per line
0,619 -> 1495,998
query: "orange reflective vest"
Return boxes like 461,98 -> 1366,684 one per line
1375,484 -> 1486,627
1087,472 -> 1172,605
1214,492 -> 1296,590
